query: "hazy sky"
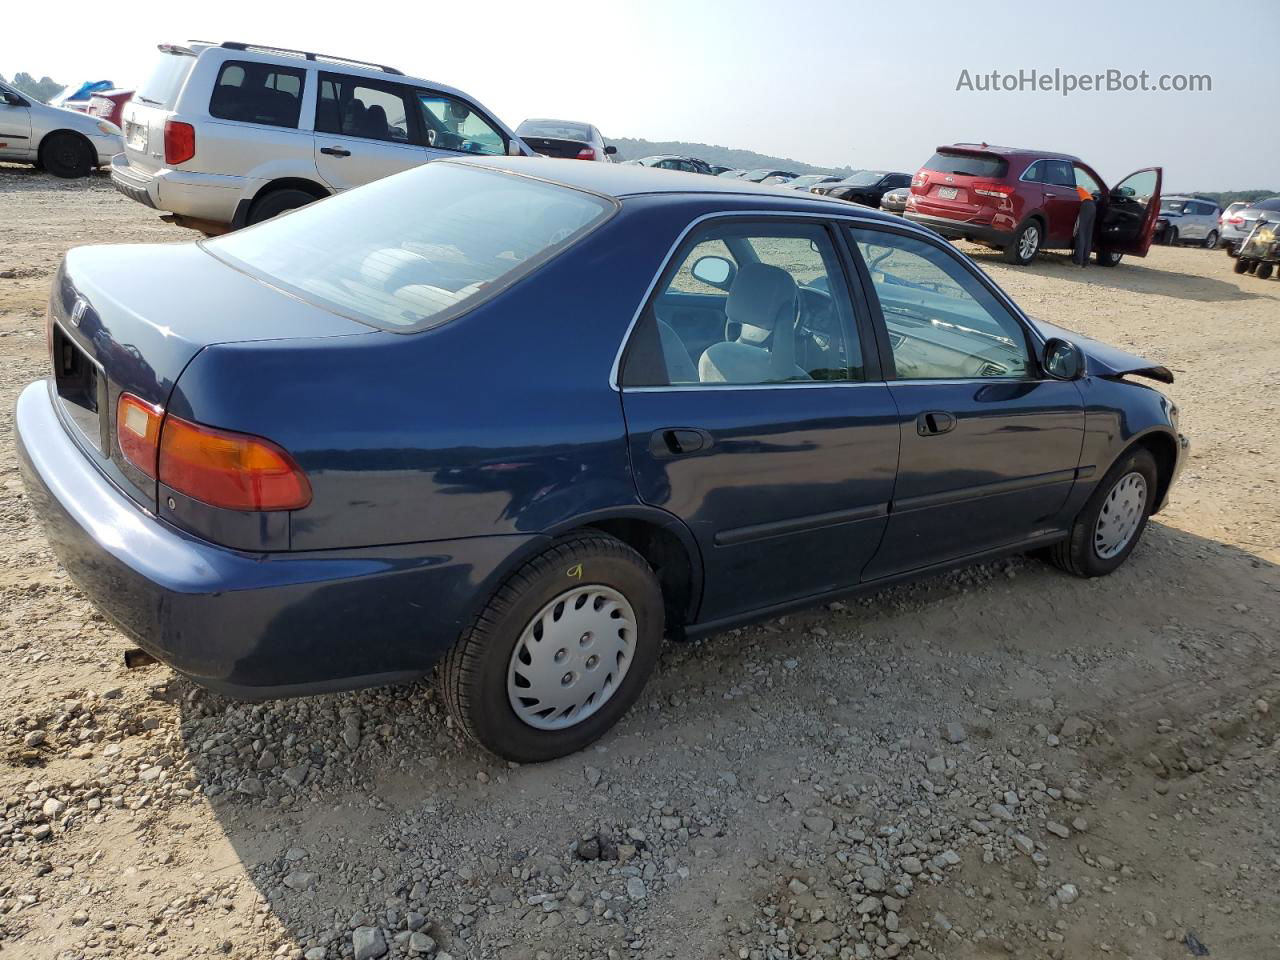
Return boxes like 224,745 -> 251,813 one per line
5,0 -> 1276,189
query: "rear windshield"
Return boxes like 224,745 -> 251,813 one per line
135,50 -> 197,108
1252,197 -> 1280,212
205,162 -> 614,332
924,151 -> 1009,179
518,120 -> 592,141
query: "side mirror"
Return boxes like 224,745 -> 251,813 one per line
691,255 -> 735,290
1043,338 -> 1085,381
604,145 -> 617,155
507,138 -> 524,157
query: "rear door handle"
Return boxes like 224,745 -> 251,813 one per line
649,428 -> 712,458
320,146 -> 351,157
916,411 -> 957,436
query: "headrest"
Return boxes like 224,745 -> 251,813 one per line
726,262 -> 797,345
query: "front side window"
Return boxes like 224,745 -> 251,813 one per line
316,74 -> 414,143
209,60 -> 305,128
1074,166 -> 1102,194
206,163 -> 612,332
850,228 -> 1031,381
419,93 -> 505,155
622,221 -> 862,387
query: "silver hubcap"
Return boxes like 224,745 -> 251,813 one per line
507,585 -> 637,730
1019,225 -> 1040,260
1094,472 -> 1147,559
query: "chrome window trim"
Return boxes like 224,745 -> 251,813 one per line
625,381 -> 890,394
609,208 -> 1045,392
1018,157 -> 1077,185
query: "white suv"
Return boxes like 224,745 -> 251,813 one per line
112,42 -> 529,233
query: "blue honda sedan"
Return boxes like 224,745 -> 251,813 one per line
16,158 -> 1188,761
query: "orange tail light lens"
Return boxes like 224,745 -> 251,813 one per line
115,393 -> 311,512
117,393 -> 164,478
159,416 -> 312,512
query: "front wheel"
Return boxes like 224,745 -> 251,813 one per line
1164,227 -> 1179,246
1047,447 -> 1157,578
1204,230 -> 1218,249
1002,221 -> 1041,265
442,532 -> 664,762
1095,249 -> 1123,267
41,132 -> 94,178
1233,257 -> 1250,274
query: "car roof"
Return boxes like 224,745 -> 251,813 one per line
520,118 -> 593,128
942,143 -> 1084,163
452,157 -> 906,218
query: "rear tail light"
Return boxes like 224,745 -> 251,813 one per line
116,393 -> 311,511
972,182 -> 1014,198
117,393 -> 163,478
1227,216 -> 1244,225
912,172 -> 927,188
163,120 -> 195,165
576,146 -> 597,160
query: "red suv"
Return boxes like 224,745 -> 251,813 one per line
904,143 -> 1162,266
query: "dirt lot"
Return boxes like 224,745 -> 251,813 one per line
1,166 -> 1277,960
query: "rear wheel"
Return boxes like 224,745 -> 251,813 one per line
1257,263 -> 1274,280
1204,230 -> 1218,249
442,532 -> 664,762
247,188 -> 318,226
1095,249 -> 1123,267
41,132 -> 94,179
1047,447 -> 1157,578
1002,221 -> 1041,265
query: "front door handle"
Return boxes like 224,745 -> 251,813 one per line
916,411 -> 957,436
649,428 -> 712,459
320,146 -> 351,157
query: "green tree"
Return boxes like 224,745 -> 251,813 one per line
2,72 -> 66,104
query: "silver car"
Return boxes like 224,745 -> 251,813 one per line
1221,197 -> 1280,256
1155,195 -> 1222,247
111,41 -> 528,233
0,78 -> 123,177
879,186 -> 910,215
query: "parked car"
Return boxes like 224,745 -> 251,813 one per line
1217,201 -> 1250,254
905,144 -> 1163,266
775,174 -> 840,190
810,170 -> 912,207
110,41 -> 529,234
708,165 -> 734,176
879,186 -> 910,215
516,119 -> 615,162
1220,197 -> 1280,256
739,167 -> 800,182
1155,195 -> 1221,247
51,80 -> 116,113
716,168 -> 745,178
1232,218 -> 1279,280
87,89 -> 135,129
17,156 -> 1188,761
760,174 -> 796,186
0,77 -> 123,178
626,155 -> 712,174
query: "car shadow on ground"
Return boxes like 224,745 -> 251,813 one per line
962,246 -> 1271,304
171,521 -> 1279,959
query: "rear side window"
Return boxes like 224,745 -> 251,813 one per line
206,163 -> 613,333
1042,160 -> 1076,188
135,51 -> 197,108
209,60 -> 305,128
924,151 -> 1009,179
317,74 -> 416,143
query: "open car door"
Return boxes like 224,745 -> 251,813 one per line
1100,167 -> 1162,257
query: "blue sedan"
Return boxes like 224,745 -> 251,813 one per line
15,158 -> 1188,761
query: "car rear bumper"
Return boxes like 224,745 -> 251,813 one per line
904,212 -> 1010,245
110,154 -> 246,224
15,379 -> 539,699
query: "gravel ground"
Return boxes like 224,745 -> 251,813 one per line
1,165 -> 1278,960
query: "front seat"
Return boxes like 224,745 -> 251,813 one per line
698,263 -> 807,383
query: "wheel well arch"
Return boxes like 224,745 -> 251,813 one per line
1131,429 -> 1178,512
250,177 -> 330,210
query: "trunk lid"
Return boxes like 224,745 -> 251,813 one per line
50,244 -> 372,508
912,148 -> 1010,222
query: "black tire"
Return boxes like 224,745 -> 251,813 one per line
1203,230 -> 1218,249
1257,263 -> 1274,280
1048,447 -> 1158,578
1002,220 -> 1041,265
41,132 -> 94,178
247,188 -> 318,225
442,532 -> 664,762
1225,243 -> 1238,258
1095,249 -> 1123,267
1234,257 -> 1250,274
1248,260 -> 1260,274
1165,227 -> 1178,246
